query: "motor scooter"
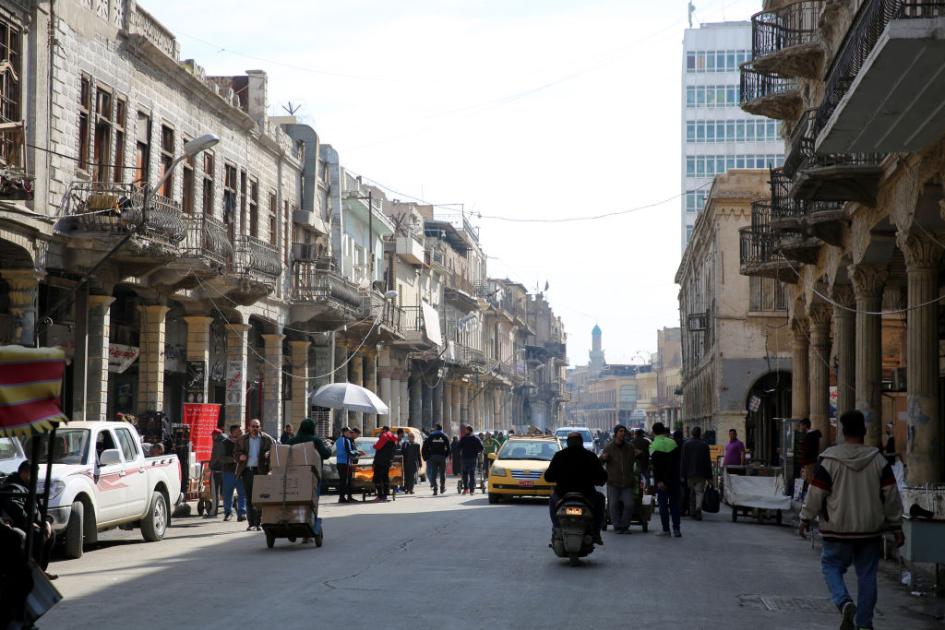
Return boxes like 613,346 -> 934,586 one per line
549,492 -> 596,565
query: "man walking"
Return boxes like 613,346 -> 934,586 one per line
402,433 -> 422,494
335,426 -> 355,503
207,428 -> 227,518
279,423 -> 295,444
458,425 -> 483,495
234,418 -> 274,531
631,428 -> 651,485
800,410 -> 903,630
372,426 -> 398,502
221,425 -> 246,521
650,423 -> 682,538
422,424 -> 451,495
482,432 -> 499,476
680,426 -> 712,520
599,425 -> 638,534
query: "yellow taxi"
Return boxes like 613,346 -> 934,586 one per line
487,435 -> 560,504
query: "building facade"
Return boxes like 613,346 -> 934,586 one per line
682,20 -> 785,250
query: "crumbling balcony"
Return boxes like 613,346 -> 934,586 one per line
739,226 -> 796,283
394,305 -> 440,350
751,0 -> 826,78
0,121 -> 33,201
292,258 -> 362,316
739,62 -> 802,120
228,235 -> 281,304
816,0 -> 945,153
180,213 -> 232,270
59,182 -> 185,247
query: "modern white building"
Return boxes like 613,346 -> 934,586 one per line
681,21 -> 784,251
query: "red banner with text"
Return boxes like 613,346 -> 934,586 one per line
182,403 -> 221,463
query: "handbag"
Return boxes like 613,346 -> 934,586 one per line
702,484 -> 721,513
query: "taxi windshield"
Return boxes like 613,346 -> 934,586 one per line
497,440 -> 559,462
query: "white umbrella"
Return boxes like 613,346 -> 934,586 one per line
309,382 -> 389,415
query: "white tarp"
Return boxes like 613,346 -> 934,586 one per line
422,301 -> 442,346
723,474 -> 792,510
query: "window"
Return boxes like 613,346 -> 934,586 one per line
750,277 -> 786,312
696,120 -> 705,143
706,121 -> 715,142
687,87 -> 696,107
135,111 -> 151,187
113,99 -> 126,183
283,200 -> 290,265
727,51 -> 736,72
726,120 -> 735,143
159,125 -> 174,197
78,76 -> 91,171
686,156 -> 695,177
686,121 -> 695,143
249,178 -> 259,237
93,87 -> 113,183
696,51 -> 705,72
268,191 -> 277,243
95,429 -> 117,465
181,136 -> 194,214
115,427 -> 139,462
201,152 -> 214,216
736,120 -> 745,142
0,19 -> 21,165
706,50 -> 715,72
224,164 -> 237,229
686,53 -> 696,72
239,169 -> 247,235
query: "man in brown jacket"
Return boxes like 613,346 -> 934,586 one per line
599,425 -> 638,534
234,418 -> 275,531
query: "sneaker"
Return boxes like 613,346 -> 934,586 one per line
440,486 -> 446,494
433,487 -> 438,496
840,601 -> 856,630
673,529 -> 682,538
246,524 -> 254,531
592,533 -> 604,545
223,513 -> 232,521
656,530 -> 672,537
255,525 -> 262,531
338,497 -> 348,504
237,514 -> 246,522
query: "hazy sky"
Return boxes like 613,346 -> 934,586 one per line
155,0 -> 761,366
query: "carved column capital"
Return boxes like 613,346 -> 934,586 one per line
791,317 -> 809,341
831,285 -> 855,310
897,230 -> 942,272
849,264 -> 888,300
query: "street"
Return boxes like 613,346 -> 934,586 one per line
40,488 -> 936,630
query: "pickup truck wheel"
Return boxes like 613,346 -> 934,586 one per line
141,492 -> 168,542
63,501 -> 84,559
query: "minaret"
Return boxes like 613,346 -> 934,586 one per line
589,324 -> 605,375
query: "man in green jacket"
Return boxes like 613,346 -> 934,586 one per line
599,425 -> 639,534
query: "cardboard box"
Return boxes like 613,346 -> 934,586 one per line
260,503 -> 317,525
252,468 -> 316,505
269,442 -> 321,472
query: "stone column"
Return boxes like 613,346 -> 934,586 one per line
364,351 -> 378,430
422,382 -> 433,429
899,231 -> 942,483
225,323 -> 250,427
183,316 -> 213,403
289,339 -> 310,429
433,380 -> 444,430
850,264 -> 888,447
791,317 -> 810,421
409,372 -> 422,428
451,382 -> 462,435
349,350 -> 364,432
0,270 -> 44,345
443,379 -> 453,432
379,368 -> 393,425
808,304 -> 832,449
400,375 -> 409,426
262,333 -> 284,435
333,338 -> 347,433
831,286 -> 856,420
137,304 -> 170,414
86,294 -> 115,421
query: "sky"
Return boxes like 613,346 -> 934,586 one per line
154,0 -> 761,366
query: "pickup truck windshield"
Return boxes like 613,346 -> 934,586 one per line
0,437 -> 22,461
23,429 -> 91,465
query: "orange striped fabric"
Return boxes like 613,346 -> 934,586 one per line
0,346 -> 67,436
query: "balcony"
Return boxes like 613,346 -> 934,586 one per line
739,226 -> 796,283
0,121 -> 33,201
360,290 -> 403,335
180,213 -> 232,269
293,259 -> 362,312
816,0 -> 945,153
59,182 -> 185,246
751,0 -> 826,79
234,234 -> 281,281
395,235 -> 425,265
739,62 -> 802,120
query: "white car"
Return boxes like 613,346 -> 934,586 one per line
0,437 -> 26,478
23,421 -> 183,559
554,427 -> 597,453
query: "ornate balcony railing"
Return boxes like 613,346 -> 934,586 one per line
234,234 -> 281,280
740,226 -> 785,268
789,110 -> 884,178
293,261 -> 362,308
751,0 -> 825,60
815,0 -> 945,135
181,213 -> 232,267
59,182 -> 185,244
401,305 -> 425,333
739,62 -> 798,105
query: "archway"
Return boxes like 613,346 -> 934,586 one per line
744,370 -> 791,466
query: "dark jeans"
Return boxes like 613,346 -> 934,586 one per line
427,455 -> 446,490
222,471 -> 245,516
404,466 -> 418,492
337,463 -> 352,499
462,457 -> 478,491
210,471 -> 223,516
241,467 -> 261,526
549,491 -> 605,532
374,460 -> 391,498
657,481 -> 681,533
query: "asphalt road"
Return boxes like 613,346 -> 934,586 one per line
41,484 -> 937,630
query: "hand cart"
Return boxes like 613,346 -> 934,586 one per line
262,469 -> 324,548
723,465 -> 791,525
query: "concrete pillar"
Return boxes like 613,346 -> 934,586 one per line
791,317 -> 810,421
349,350 -> 364,432
183,316 -> 213,403
364,351 -> 378,430
262,333 -> 284,435
422,381 -> 433,429
850,264 -> 888,447
137,304 -> 170,414
380,368 -> 393,425
451,382 -> 462,435
409,372 -> 422,428
0,270 -> 44,345
289,340 -> 310,428
225,323 -> 250,426
86,294 -> 115,421
443,379 -> 453,432
808,304 -> 832,449
433,380 -> 444,430
899,231 -> 942,483
389,374 -> 401,426
832,286 -> 856,420
399,375 -> 409,426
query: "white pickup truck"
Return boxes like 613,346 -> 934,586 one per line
25,420 -> 183,559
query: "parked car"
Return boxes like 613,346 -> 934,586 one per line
22,421 -> 183,559
487,435 -> 561,504
0,436 -> 26,478
553,427 -> 597,453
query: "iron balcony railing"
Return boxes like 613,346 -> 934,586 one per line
789,110 -> 884,177
740,225 -> 786,268
234,234 -> 281,279
360,290 -> 402,331
751,0 -> 825,60
401,305 -> 425,333
815,0 -> 945,135
60,182 -> 185,244
739,62 -> 798,105
293,261 -> 362,308
769,169 -> 805,222
181,213 -> 232,267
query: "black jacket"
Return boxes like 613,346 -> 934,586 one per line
374,439 -> 395,467
0,477 -> 31,531
543,444 -> 607,496
680,437 -> 712,480
800,430 -> 822,467
402,443 -> 422,471
650,435 -> 681,486
422,431 -> 451,459
458,434 -> 483,459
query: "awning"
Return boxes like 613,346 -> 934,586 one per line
0,345 -> 67,436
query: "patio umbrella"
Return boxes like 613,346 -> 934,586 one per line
309,382 -> 389,415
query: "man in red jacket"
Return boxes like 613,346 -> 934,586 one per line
372,426 -> 398,502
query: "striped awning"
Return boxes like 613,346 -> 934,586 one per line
0,346 -> 67,436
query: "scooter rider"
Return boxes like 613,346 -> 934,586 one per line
544,432 -> 608,545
